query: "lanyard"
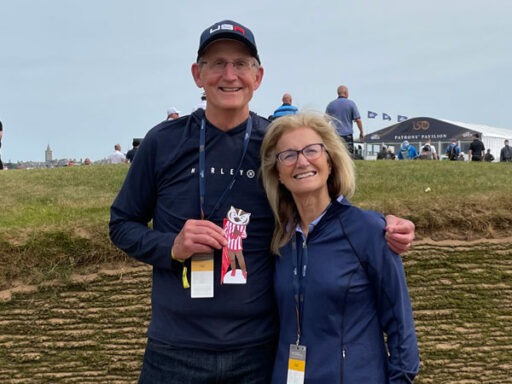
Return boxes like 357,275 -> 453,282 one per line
291,231 -> 308,345
198,116 -> 253,220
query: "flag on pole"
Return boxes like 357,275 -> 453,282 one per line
383,113 -> 392,121
367,111 -> 378,119
397,115 -> 408,122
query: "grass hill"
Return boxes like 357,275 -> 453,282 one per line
0,162 -> 511,383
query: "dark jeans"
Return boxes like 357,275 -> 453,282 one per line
340,134 -> 354,154
138,338 -> 275,384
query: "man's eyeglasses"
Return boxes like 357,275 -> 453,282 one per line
276,143 -> 326,166
200,59 -> 256,75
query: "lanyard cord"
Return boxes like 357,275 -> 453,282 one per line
291,232 -> 308,345
198,116 -> 253,220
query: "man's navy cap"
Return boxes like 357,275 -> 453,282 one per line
197,20 -> 260,63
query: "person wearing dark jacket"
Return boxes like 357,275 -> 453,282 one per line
484,149 -> 495,162
109,20 -> 417,384
500,139 -> 512,162
125,138 -> 140,163
260,112 -> 420,384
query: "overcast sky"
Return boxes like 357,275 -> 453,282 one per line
1,0 -> 511,162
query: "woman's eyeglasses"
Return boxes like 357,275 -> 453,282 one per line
276,143 -> 326,166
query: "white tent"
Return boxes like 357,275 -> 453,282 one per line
443,120 -> 511,161
363,117 -> 512,161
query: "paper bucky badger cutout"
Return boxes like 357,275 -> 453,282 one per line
221,206 -> 250,284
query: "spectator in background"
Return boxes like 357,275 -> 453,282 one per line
0,120 -> 3,170
192,92 -> 207,112
126,139 -> 141,163
325,85 -> 364,155
398,140 -> 418,160
445,139 -> 460,161
468,133 -> 485,161
166,106 -> 181,121
419,144 -> 432,160
109,144 -> 126,164
377,145 -> 387,160
271,93 -> 298,120
420,138 -> 437,160
484,149 -> 495,162
500,139 -> 512,162
354,144 -> 364,160
386,147 -> 397,160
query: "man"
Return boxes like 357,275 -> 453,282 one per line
500,139 -> 512,162
446,139 -> 460,161
421,138 -> 438,160
166,106 -> 181,120
109,19 -> 415,383
126,139 -> 141,163
376,145 -> 387,160
109,143 -> 126,164
468,133 -> 485,161
484,149 -> 495,162
271,92 -> 298,119
325,85 -> 363,155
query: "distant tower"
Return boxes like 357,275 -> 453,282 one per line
45,145 -> 53,162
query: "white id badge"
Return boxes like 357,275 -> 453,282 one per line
191,253 -> 214,298
287,344 -> 306,384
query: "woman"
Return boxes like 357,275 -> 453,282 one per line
260,113 -> 420,383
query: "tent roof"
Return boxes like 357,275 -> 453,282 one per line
442,119 -> 512,139
365,116 -> 512,143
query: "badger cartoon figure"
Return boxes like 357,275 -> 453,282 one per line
221,206 -> 250,284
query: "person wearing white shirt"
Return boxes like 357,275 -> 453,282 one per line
109,144 -> 126,164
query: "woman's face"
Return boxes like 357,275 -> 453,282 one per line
275,126 -> 331,201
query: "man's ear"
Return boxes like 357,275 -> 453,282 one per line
191,63 -> 203,88
252,66 -> 264,91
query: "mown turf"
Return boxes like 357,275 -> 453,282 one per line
1,161 -> 511,382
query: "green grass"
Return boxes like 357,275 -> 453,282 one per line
1,161 -> 511,383
1,161 -> 511,289
0,165 -> 131,289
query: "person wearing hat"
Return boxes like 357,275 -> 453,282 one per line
397,140 -> 418,160
166,106 -> 181,120
109,19 -> 416,383
192,91 -> 207,112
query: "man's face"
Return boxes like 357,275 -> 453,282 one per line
192,40 -> 263,118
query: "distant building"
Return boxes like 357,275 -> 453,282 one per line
363,117 -> 511,161
45,145 -> 53,162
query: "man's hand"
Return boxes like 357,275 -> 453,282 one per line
172,219 -> 227,261
385,214 -> 415,255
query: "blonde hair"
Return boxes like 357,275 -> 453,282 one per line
260,112 -> 356,254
